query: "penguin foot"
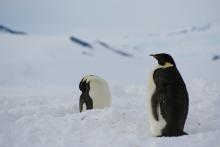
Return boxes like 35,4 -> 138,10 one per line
181,131 -> 188,136
158,131 -> 188,137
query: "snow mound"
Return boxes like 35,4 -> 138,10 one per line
0,80 -> 220,147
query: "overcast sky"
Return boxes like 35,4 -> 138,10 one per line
1,0 -> 220,35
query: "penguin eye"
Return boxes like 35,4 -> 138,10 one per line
158,60 -> 165,66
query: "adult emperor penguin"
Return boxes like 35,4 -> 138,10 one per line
147,53 -> 189,137
79,75 -> 111,112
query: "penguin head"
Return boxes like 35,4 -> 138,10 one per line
79,75 -> 93,92
150,53 -> 176,66
79,78 -> 87,92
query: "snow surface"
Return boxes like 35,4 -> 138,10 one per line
0,23 -> 220,147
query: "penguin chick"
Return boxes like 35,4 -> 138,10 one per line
79,75 -> 111,112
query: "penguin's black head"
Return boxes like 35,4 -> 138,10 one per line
150,53 -> 176,66
79,80 -> 86,92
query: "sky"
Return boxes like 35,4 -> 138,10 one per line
0,0 -> 220,35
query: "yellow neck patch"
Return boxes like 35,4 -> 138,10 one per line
162,62 -> 174,68
153,62 -> 174,71
156,62 -> 173,69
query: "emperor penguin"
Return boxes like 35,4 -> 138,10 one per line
147,53 -> 189,137
79,75 -> 111,112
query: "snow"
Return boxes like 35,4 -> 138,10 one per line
1,81 -> 220,147
0,23 -> 220,147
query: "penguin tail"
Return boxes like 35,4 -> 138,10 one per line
178,131 -> 188,136
181,131 -> 188,135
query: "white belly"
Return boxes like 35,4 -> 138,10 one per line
89,80 -> 111,109
147,68 -> 167,136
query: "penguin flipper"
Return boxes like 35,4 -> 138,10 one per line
79,95 -> 84,112
79,79 -> 86,92
151,93 -> 159,121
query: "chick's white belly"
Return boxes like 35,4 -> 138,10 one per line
89,83 -> 111,109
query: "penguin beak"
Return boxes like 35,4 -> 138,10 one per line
150,54 -> 156,58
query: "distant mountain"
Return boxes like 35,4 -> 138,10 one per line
168,23 -> 211,36
212,55 -> 220,61
70,36 -> 133,57
70,36 -> 93,49
168,29 -> 188,36
96,41 -> 133,57
191,23 -> 211,32
0,24 -> 26,35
